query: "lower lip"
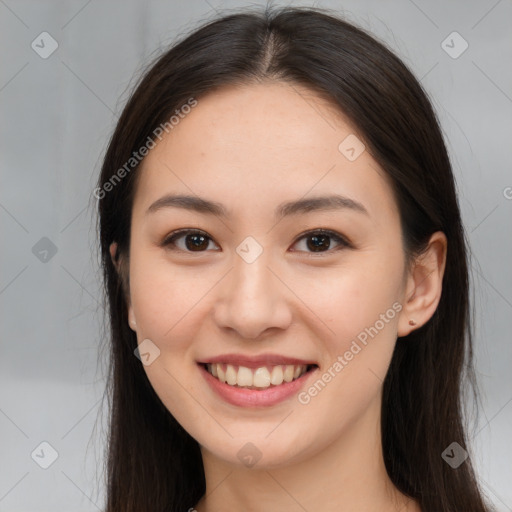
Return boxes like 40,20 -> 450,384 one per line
198,363 -> 318,407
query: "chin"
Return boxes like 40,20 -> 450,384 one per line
199,430 -> 317,470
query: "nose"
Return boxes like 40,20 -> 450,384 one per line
213,249 -> 293,340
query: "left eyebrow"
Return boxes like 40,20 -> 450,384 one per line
145,193 -> 370,219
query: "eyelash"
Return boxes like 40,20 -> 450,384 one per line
160,228 -> 351,256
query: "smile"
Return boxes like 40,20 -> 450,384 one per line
204,363 -> 313,389
198,356 -> 319,407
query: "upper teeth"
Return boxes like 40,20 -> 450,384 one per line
206,363 -> 308,388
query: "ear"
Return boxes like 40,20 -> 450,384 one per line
109,242 -> 119,271
109,241 -> 137,332
397,231 -> 447,337
127,304 -> 137,331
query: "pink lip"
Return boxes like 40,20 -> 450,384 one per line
198,363 -> 319,408
198,353 -> 317,369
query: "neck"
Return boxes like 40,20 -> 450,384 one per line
194,392 -> 421,512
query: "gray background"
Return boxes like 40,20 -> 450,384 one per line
1,0 -> 511,510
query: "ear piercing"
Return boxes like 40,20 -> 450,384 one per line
408,319 -> 417,326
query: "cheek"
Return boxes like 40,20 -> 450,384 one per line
127,252 -> 210,423
300,259 -> 402,353
293,269 -> 400,449
129,250 -> 211,345
308,259 -> 402,403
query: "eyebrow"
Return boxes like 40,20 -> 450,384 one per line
145,193 -> 369,219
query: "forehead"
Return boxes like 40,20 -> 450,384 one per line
132,81 -> 399,226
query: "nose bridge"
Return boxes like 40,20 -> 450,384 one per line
230,234 -> 274,300
233,245 -> 272,299
213,237 -> 292,338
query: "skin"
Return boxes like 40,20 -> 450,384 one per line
110,81 -> 446,512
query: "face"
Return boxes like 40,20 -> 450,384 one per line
122,81 -> 412,468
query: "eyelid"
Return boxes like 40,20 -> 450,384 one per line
161,228 -> 352,254
290,228 -> 351,254
161,228 -> 219,251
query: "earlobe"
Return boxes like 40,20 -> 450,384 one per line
109,242 -> 119,271
397,231 -> 447,337
128,305 -> 137,331
110,241 -> 136,330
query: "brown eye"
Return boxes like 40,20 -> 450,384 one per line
291,230 -> 350,254
162,229 -> 218,252
161,228 -> 350,255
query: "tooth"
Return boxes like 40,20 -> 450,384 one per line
293,366 -> 302,379
253,367 -> 271,388
283,365 -> 294,382
211,364 -> 218,378
270,365 -> 284,385
225,364 -> 238,385
237,366 -> 253,387
217,364 -> 226,383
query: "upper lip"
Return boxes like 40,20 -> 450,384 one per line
198,353 -> 318,369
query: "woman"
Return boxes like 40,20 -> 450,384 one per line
96,5 -> 494,511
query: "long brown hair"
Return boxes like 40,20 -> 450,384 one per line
95,5 -> 494,511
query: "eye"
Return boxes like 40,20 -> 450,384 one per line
290,229 -> 351,255
161,229 -> 219,252
161,228 -> 351,255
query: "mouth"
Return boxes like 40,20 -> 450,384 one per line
198,362 -> 318,390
